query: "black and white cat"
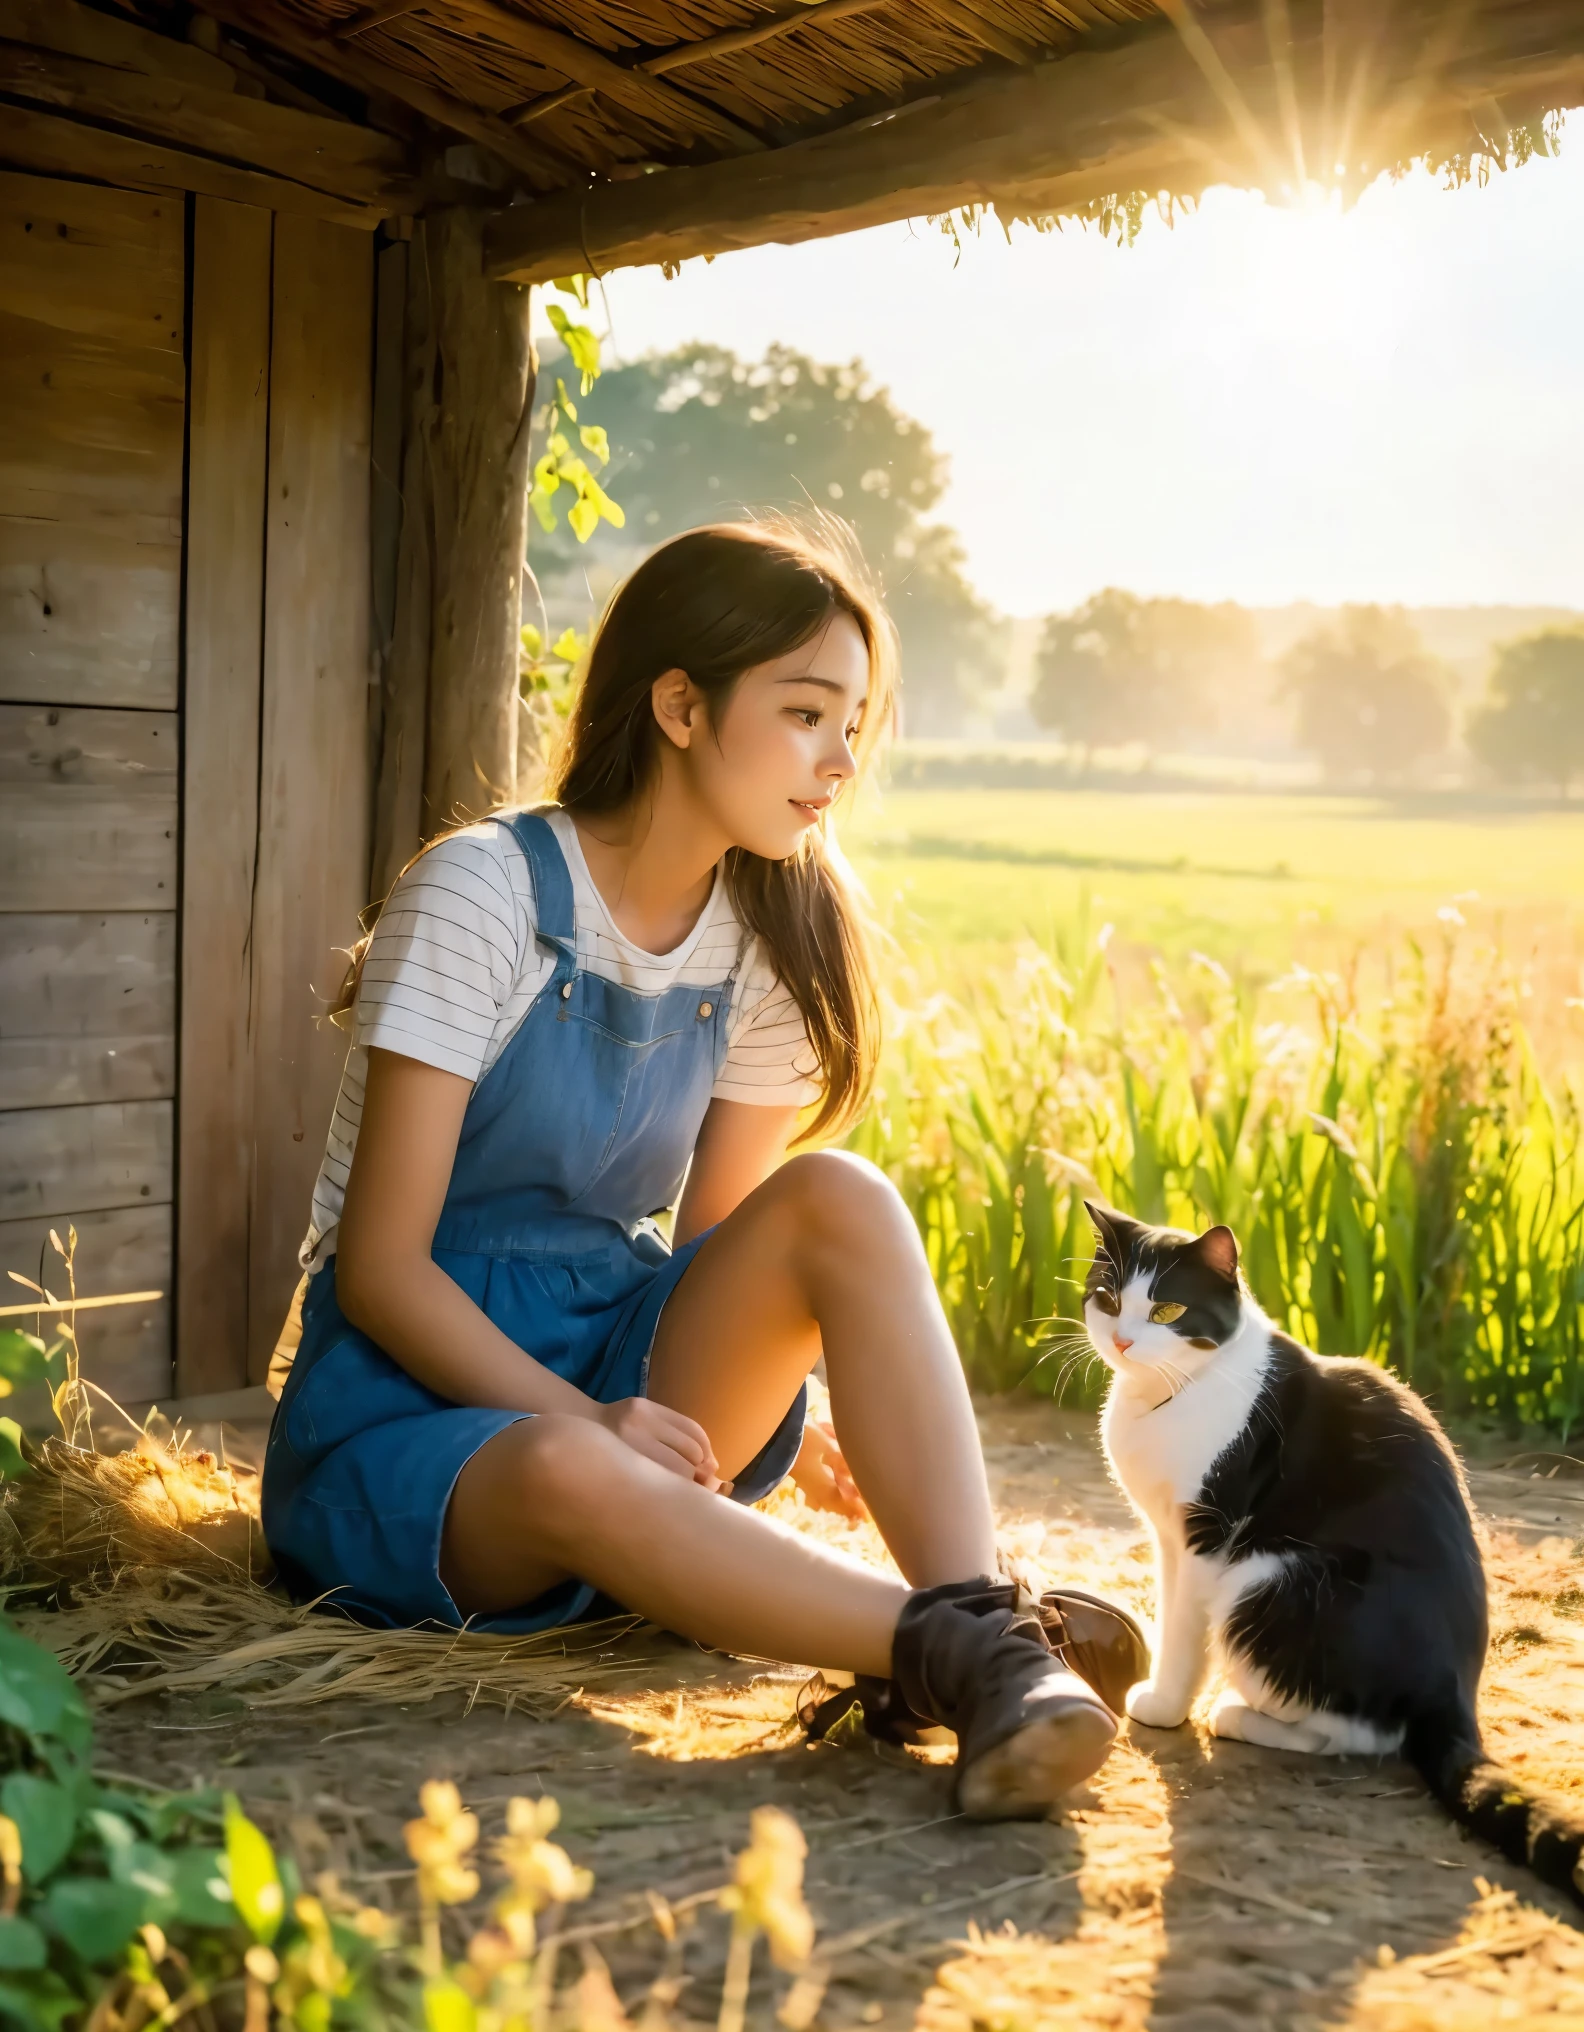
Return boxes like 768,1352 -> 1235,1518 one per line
1082,1199 -> 1584,1906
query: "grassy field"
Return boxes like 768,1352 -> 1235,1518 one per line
846,784 -> 1584,1017
839,779 -> 1584,1430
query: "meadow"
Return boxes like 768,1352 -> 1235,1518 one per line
841,776 -> 1584,1434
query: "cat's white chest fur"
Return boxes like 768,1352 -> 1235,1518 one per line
1101,1313 -> 1272,1522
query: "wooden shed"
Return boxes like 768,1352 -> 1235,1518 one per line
2,0 -> 1581,1414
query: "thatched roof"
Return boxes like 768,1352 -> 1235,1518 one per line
11,0 -> 1575,265
177,0 -> 1584,281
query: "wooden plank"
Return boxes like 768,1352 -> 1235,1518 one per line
0,105 -> 388,229
0,516 -> 178,708
0,910 -> 174,1107
0,307 -> 184,540
0,1202 -> 170,1403
0,1098 -> 171,1222
0,0 -> 236,91
0,32 -> 417,214
484,2 -> 1584,280
249,213 -> 373,1382
0,172 -> 182,351
0,703 -> 177,910
177,196 -> 271,1399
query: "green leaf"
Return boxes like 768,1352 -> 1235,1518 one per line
0,1333 -> 47,1391
223,1795 -> 283,1945
578,424 -> 609,466
567,494 -> 598,544
165,1846 -> 235,1929
0,1920 -> 46,1974
0,1968 -> 81,2032
550,628 -> 584,665
551,272 -> 590,307
554,376 -> 577,421
0,1626 -> 92,1767
295,1993 -> 331,2032
0,1775 -> 77,1884
423,1978 -> 477,2032
529,488 -> 560,535
39,1876 -> 146,1966
520,623 -> 543,661
0,1424 -> 26,1482
544,304 -> 600,391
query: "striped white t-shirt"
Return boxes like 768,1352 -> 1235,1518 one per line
300,809 -> 820,1270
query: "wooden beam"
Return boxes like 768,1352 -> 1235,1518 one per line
338,0 -> 426,36
0,31 -> 417,215
446,0 -> 767,154
643,0 -> 899,77
188,0 -> 574,189
178,197 -> 272,1400
0,0 -> 235,91
485,2 -> 1584,282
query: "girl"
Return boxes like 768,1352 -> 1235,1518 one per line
262,522 -> 1145,1819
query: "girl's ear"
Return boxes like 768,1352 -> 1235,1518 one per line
651,668 -> 702,750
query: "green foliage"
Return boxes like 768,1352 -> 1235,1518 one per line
850,934 -> 1584,1433
1279,606 -> 1452,784
1468,628 -> 1584,795
531,339 -> 1003,732
528,281 -> 624,546
1030,589 -> 1260,753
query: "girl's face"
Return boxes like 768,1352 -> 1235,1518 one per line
657,610 -> 871,860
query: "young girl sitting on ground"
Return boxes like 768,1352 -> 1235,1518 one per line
262,521 -> 1145,1819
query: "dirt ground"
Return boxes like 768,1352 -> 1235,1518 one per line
95,1401 -> 1584,2031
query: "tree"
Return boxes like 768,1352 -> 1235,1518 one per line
1030,588 -> 1258,754
1279,606 -> 1451,784
528,341 -> 1001,734
1467,629 -> 1584,795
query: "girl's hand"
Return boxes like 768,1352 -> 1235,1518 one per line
597,1398 -> 728,1492
791,1419 -> 868,1520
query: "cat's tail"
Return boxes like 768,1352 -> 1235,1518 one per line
1404,1703 -> 1584,1909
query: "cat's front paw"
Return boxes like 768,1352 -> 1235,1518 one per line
1124,1680 -> 1190,1730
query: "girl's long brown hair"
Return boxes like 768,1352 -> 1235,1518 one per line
335,517 -> 895,1142
553,518 -> 895,1141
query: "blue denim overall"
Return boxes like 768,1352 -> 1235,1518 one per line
261,812 -> 806,1631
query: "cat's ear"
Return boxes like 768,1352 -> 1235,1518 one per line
1083,1199 -> 1114,1237
1196,1225 -> 1239,1281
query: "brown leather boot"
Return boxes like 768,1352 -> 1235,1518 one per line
891,1580 -> 1117,1818
1037,1588 -> 1151,1717
800,1583 -> 1150,1749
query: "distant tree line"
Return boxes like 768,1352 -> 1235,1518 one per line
1031,593 -> 1584,792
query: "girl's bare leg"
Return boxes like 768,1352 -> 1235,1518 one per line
648,1151 -> 999,1586
441,1415 -> 905,1670
442,1153 -> 996,1658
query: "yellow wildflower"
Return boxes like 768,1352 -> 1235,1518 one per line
719,1808 -> 813,1970
406,1780 -> 481,1908
490,1794 -> 593,1955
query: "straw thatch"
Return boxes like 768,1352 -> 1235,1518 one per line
0,1433 -> 677,1716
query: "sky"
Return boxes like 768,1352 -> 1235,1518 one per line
537,131 -> 1584,619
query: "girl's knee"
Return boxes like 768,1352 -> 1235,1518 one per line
506,1413 -> 623,1528
775,1149 -> 912,1255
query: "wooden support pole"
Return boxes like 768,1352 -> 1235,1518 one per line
373,207 -> 534,888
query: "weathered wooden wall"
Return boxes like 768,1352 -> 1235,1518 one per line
0,172 -> 185,1400
179,202 -> 375,1395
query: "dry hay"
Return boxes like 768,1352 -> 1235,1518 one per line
0,1431 -> 673,1717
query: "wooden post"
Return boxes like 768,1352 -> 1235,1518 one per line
373,205 -> 534,882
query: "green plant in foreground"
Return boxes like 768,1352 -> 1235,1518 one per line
852,932 -> 1584,1433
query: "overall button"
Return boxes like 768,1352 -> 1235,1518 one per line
697,1000 -> 714,1019
560,981 -> 574,1000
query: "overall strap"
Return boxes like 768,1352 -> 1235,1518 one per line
502,810 -> 576,960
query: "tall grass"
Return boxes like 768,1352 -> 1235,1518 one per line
850,923 -> 1584,1435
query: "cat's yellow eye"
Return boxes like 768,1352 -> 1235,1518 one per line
1149,1301 -> 1186,1324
